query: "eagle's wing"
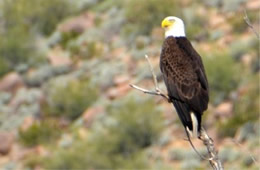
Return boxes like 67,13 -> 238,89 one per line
160,37 -> 209,113
176,38 -> 208,91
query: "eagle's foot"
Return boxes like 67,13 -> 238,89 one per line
168,96 -> 184,103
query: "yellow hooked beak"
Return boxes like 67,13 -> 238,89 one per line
161,18 -> 175,28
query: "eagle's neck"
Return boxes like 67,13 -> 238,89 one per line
165,25 -> 185,38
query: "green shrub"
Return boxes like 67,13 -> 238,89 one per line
43,143 -> 149,170
229,10 -> 258,34
185,15 -> 208,40
0,0 -> 75,71
44,79 -> 98,120
59,31 -> 81,49
124,0 -> 179,37
0,27 -> 35,69
92,0 -> 125,12
68,40 -> 104,59
218,75 -> 259,137
19,120 -> 61,147
40,95 -> 163,169
0,57 -> 10,78
104,97 -> 164,153
1,0 -> 76,36
203,51 -> 240,105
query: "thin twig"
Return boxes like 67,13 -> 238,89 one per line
129,84 -> 169,100
185,128 -> 208,160
231,139 -> 258,165
145,55 -> 158,89
243,9 -> 260,39
130,55 -> 223,170
129,55 -> 169,101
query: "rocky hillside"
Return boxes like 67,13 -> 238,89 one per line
0,0 -> 259,169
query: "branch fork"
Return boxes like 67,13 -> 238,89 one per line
130,55 -> 169,100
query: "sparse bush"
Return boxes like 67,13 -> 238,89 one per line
185,15 -> 208,40
1,0 -> 76,36
124,0 -> 179,37
43,142 -> 149,170
40,95 -> 163,169
68,40 -> 104,59
104,97 -> 164,153
218,75 -> 259,137
19,120 -> 61,147
0,0 -> 75,72
0,58 -> 10,78
92,0 -> 125,12
0,26 -> 37,68
203,51 -> 240,105
44,79 -> 98,120
219,146 -> 240,163
59,31 -> 81,49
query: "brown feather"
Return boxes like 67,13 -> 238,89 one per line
160,36 -> 209,132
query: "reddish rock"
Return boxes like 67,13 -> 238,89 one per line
151,27 -> 164,42
214,102 -> 233,121
82,107 -> 104,127
241,54 -> 253,67
209,13 -> 225,28
35,145 -> 48,156
58,12 -> 95,33
59,117 -> 71,128
20,116 -> 35,131
47,47 -> 72,66
246,0 -> 260,10
114,75 -> 130,86
117,83 -> 131,96
0,72 -> 24,93
0,132 -> 14,155
107,84 -> 131,99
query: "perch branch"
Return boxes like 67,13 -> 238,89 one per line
130,55 -> 223,170
199,128 -> 223,170
243,9 -> 260,39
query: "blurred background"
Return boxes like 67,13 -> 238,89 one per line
0,0 -> 259,169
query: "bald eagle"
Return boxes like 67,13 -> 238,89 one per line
160,16 -> 209,138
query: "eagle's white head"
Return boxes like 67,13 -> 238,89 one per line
161,16 -> 185,38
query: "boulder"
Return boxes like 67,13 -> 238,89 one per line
82,106 -> 104,127
20,116 -> 35,131
47,47 -> 72,67
106,84 -> 131,99
113,75 -> 130,86
214,102 -> 233,121
58,12 -> 95,33
0,72 -> 24,93
246,0 -> 260,10
0,132 -> 14,155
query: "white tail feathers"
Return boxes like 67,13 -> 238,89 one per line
186,112 -> 198,138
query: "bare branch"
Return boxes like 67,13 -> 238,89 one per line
129,54 -> 169,101
185,129 -> 208,160
130,55 -> 224,170
129,84 -> 169,100
244,9 -> 260,39
199,128 -> 224,170
145,55 -> 159,89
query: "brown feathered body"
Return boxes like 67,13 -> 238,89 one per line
160,36 -> 209,134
